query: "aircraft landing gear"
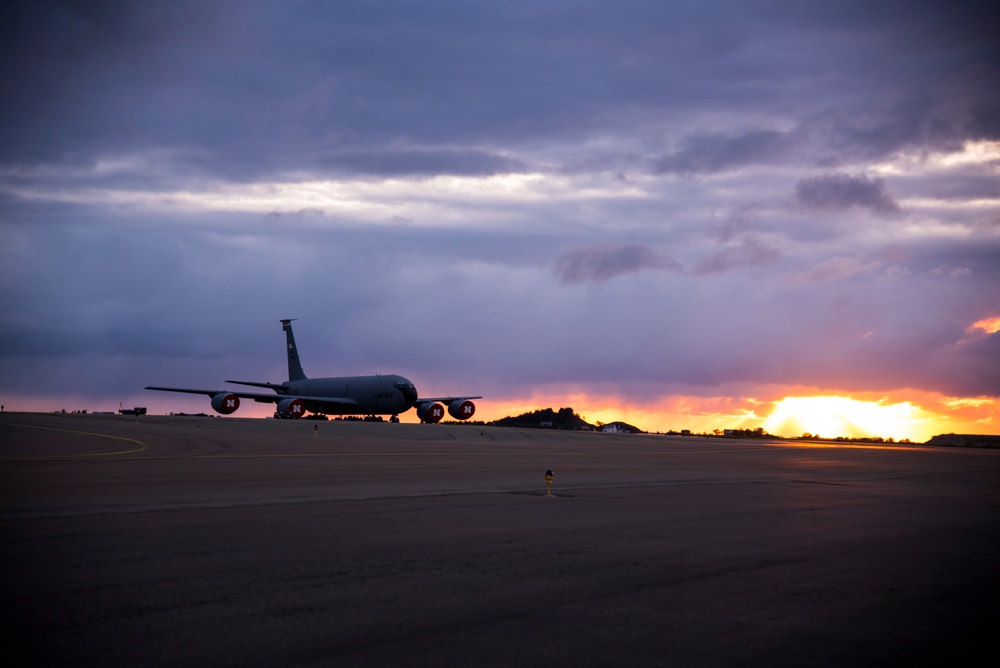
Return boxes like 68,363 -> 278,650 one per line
390,414 -> 400,423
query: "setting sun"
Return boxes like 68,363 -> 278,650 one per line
762,396 -> 925,441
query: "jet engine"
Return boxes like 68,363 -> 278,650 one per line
211,392 -> 240,415
276,397 -> 306,418
416,401 -> 444,423
447,399 -> 476,420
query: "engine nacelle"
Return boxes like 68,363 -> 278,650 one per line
416,401 -> 444,423
447,399 -> 476,420
276,397 -> 306,418
211,392 -> 240,415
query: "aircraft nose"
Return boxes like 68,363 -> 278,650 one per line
397,382 -> 418,407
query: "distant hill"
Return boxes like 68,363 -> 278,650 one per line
489,407 -> 593,430
924,434 -> 1000,448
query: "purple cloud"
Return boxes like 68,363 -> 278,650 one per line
795,173 -> 901,215
653,130 -> 790,175
325,148 -> 526,177
553,244 -> 683,284
695,234 -> 781,275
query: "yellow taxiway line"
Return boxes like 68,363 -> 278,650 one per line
0,422 -> 150,460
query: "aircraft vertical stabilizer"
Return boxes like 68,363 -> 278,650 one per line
281,319 -> 308,381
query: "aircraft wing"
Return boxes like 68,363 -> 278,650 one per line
225,380 -> 288,391
145,386 -> 235,398
144,386 -> 360,409
419,396 -> 483,403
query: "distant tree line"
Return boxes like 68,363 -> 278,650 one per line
831,435 -> 911,444
801,433 -> 912,444
718,427 -> 776,439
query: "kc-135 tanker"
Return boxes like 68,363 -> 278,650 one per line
147,320 -> 480,422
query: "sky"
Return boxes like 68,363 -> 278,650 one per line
1,0 -> 998,441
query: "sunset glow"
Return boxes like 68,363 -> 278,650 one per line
474,389 -> 999,443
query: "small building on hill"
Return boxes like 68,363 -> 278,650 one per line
600,421 -> 643,434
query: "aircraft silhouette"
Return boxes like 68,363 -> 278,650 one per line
147,319 -> 480,422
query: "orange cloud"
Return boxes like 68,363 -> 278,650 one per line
968,316 -> 1000,335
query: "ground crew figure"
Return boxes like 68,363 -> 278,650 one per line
545,470 -> 553,496
313,424 -> 318,437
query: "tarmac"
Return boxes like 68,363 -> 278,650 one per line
2,413 -> 998,667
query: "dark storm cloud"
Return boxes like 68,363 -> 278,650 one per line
653,130 -> 791,175
795,174 -> 901,215
0,1 -> 230,160
553,244 -> 683,284
3,0 -> 997,180
830,95 -> 971,161
0,325 -> 226,360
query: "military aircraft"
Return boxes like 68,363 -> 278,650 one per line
146,319 -> 480,422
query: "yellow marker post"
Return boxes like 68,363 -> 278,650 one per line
545,470 -> 553,496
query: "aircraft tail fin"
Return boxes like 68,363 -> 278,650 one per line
281,319 -> 308,381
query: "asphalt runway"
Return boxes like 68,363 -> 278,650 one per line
2,413 -> 998,667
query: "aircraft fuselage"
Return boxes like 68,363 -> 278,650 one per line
285,374 -> 416,416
